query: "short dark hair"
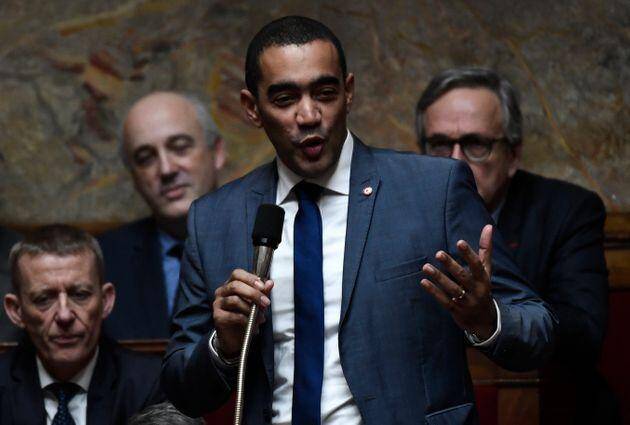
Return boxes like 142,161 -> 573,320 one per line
128,402 -> 204,425
245,15 -> 347,97
415,67 -> 522,152
9,224 -> 105,294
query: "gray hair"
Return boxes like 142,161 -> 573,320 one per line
415,67 -> 522,152
118,92 -> 222,168
9,224 -> 105,294
127,402 -> 204,425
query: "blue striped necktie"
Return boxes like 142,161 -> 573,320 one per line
292,181 -> 324,425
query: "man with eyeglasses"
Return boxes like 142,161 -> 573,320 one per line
416,67 -> 617,424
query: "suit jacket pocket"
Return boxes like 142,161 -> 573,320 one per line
377,256 -> 427,284
425,402 -> 475,425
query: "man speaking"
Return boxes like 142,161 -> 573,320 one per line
162,16 -> 555,424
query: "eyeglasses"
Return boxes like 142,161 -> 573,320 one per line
423,135 -> 507,163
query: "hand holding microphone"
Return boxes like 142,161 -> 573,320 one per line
213,270 -> 274,358
212,204 -> 285,359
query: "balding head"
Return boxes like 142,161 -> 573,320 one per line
121,92 -> 226,236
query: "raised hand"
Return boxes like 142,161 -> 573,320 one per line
420,224 -> 496,340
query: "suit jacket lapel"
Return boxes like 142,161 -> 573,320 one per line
246,162 -> 278,388
86,341 -> 116,425
10,342 -> 46,424
497,170 -> 526,254
340,139 -> 380,326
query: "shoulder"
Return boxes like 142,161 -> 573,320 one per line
104,340 -> 162,379
0,342 -> 32,387
191,161 -> 275,214
512,170 -> 604,211
367,145 -> 461,183
98,217 -> 156,249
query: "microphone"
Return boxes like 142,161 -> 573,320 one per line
235,204 -> 284,425
251,203 -> 285,280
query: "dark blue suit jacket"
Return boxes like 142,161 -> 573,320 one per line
498,169 -> 608,364
162,141 -> 556,424
498,170 -> 614,422
99,218 -> 171,339
0,337 -> 164,424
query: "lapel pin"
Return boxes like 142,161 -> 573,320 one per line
362,186 -> 373,196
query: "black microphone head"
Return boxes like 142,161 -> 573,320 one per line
252,204 -> 285,248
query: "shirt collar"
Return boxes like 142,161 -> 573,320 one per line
37,346 -> 99,392
276,130 -> 353,204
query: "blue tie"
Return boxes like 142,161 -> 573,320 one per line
48,382 -> 80,425
292,181 -> 324,425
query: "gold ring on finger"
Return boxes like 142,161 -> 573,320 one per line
453,288 -> 466,301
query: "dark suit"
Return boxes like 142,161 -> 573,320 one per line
99,218 -> 171,339
162,140 -> 556,424
498,170 -> 616,423
0,336 -> 163,424
0,226 -> 21,342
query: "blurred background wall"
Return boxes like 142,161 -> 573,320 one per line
0,0 -> 628,226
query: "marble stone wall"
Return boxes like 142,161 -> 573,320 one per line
0,0 -> 628,225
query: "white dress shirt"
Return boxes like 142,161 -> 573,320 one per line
37,348 -> 98,425
270,131 -> 361,424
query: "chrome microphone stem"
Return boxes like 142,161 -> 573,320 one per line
234,245 -> 274,425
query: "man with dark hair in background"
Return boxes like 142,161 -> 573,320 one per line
0,224 -> 163,424
0,225 -> 20,341
162,16 -> 556,424
416,67 -> 616,424
99,91 -> 226,339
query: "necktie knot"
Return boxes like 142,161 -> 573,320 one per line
295,181 -> 323,203
47,382 -> 81,403
167,242 -> 184,260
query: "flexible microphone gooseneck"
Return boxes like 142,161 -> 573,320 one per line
234,204 -> 284,425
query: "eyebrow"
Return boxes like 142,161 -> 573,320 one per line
266,75 -> 341,98
425,132 -> 489,141
165,134 -> 195,144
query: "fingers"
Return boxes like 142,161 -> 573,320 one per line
216,269 -> 272,310
433,251 -> 473,292
455,239 -> 486,283
478,224 -> 493,276
422,262 -> 467,302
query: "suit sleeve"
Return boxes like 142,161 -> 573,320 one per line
546,191 -> 608,365
161,201 -> 236,417
445,161 -> 557,371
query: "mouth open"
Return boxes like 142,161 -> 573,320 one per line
297,136 -> 325,160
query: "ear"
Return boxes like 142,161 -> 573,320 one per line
508,143 -> 522,178
240,89 -> 262,128
344,73 -> 355,113
212,136 -> 227,171
100,283 -> 116,319
4,293 -> 25,329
